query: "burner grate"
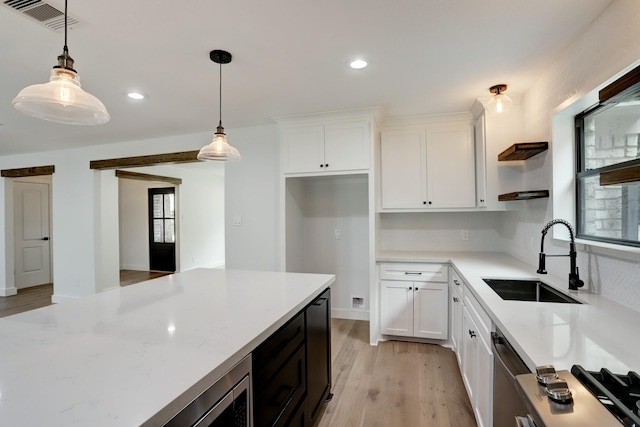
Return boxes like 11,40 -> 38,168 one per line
572,365 -> 640,427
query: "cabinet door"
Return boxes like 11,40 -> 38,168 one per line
380,280 -> 413,336
426,126 -> 475,208
450,286 -> 463,363
283,126 -> 325,173
413,282 -> 448,339
305,289 -> 331,425
474,334 -> 494,427
474,114 -> 487,207
380,130 -> 427,208
460,306 -> 477,404
324,121 -> 369,171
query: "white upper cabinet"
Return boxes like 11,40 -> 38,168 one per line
426,125 -> 475,208
282,120 -> 370,174
282,126 -> 325,173
474,113 -> 488,208
380,123 -> 475,210
380,129 -> 427,208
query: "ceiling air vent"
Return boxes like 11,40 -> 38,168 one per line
3,0 -> 79,31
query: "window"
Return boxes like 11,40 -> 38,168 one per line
576,101 -> 640,246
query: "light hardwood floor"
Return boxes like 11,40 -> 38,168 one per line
318,319 -> 477,427
0,271 -> 172,318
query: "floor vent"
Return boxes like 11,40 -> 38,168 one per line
3,0 -> 79,31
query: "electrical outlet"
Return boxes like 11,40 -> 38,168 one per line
461,229 -> 470,241
334,228 -> 341,239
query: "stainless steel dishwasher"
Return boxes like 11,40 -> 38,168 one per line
491,327 -> 531,427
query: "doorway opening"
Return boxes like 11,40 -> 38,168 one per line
148,187 -> 176,272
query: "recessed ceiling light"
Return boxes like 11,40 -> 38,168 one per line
127,92 -> 145,100
349,58 -> 368,69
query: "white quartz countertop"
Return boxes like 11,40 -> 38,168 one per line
0,268 -> 334,426
378,251 -> 640,374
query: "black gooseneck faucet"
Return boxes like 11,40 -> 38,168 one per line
536,219 -> 584,291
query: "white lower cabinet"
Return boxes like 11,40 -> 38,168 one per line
457,282 -> 493,427
449,271 -> 464,365
379,263 -> 449,340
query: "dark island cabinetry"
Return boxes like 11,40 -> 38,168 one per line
253,288 -> 331,427
305,288 -> 331,426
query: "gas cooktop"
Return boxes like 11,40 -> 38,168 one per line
571,365 -> 640,427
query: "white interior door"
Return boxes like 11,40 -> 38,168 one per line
14,180 -> 51,288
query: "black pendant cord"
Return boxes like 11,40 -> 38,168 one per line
63,0 -> 68,54
218,61 -> 222,127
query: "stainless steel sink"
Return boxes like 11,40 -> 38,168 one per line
482,279 -> 581,304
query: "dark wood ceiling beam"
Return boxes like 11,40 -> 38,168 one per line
115,170 -> 182,185
1,165 -> 55,178
90,151 -> 200,170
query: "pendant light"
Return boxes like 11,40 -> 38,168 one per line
197,50 -> 241,161
11,0 -> 109,125
486,84 -> 513,114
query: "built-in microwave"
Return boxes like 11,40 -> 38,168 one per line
163,354 -> 252,427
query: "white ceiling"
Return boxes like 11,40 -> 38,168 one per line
0,0 -> 614,156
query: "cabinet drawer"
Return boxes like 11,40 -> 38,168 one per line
450,269 -> 464,299
379,263 -> 448,282
254,344 -> 307,427
253,311 -> 305,391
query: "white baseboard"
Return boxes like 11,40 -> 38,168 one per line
331,308 -> 369,321
120,264 -> 148,271
52,294 -> 80,304
0,287 -> 18,297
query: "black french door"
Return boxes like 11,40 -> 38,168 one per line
148,187 -> 176,272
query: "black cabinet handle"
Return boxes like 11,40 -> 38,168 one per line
325,163 -> 329,167
320,164 -> 324,168
453,279 -> 460,286
41,237 -> 49,241
468,329 -> 476,338
404,272 -> 422,276
428,201 -> 432,205
268,384 -> 296,408
453,297 -> 459,303
423,201 -> 427,205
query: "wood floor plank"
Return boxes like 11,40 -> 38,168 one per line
0,271 -> 173,318
318,319 -> 477,427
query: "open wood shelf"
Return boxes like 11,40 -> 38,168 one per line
498,190 -> 549,201
498,142 -> 548,161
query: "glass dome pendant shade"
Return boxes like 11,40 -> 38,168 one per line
11,0 -> 109,125
197,121 -> 241,161
486,84 -> 513,115
197,49 -> 241,162
12,49 -> 110,125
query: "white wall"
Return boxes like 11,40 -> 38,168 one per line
285,175 -> 370,318
224,124 -> 281,271
0,130 -> 226,300
503,0 -> 640,311
379,212 -> 505,252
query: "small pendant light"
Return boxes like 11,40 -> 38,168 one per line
197,50 -> 241,161
11,0 -> 110,125
486,84 -> 513,115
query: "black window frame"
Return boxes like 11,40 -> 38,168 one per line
575,103 -> 640,248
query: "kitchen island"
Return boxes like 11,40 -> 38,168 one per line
0,268 -> 334,426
